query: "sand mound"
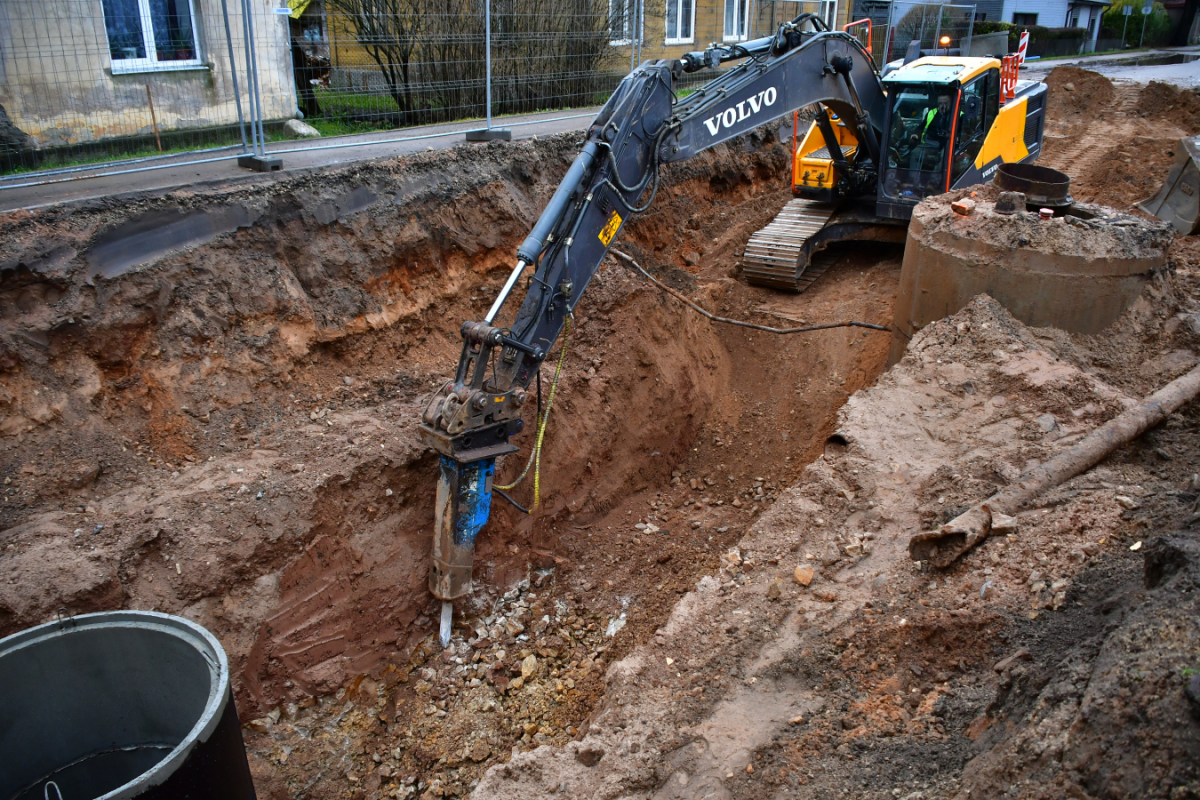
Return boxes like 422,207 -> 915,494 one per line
1043,66 -> 1115,117
1137,80 -> 1200,131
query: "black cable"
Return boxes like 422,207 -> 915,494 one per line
605,120 -> 677,215
611,249 -> 890,335
495,489 -> 530,515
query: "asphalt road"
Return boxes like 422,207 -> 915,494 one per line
1021,45 -> 1200,88
4,47 -> 1196,215
0,107 -> 602,214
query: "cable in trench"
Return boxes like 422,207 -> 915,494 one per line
609,249 -> 890,335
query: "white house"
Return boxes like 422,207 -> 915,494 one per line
996,0 -> 1109,48
856,0 -> 1111,53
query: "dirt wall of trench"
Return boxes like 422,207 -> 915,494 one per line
0,124 -> 896,755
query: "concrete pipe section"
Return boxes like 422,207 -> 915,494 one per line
0,610 -> 257,800
890,182 -> 1175,363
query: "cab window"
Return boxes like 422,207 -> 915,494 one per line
881,83 -> 956,202
952,72 -> 992,184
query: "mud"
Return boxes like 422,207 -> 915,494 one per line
2,69 -> 1199,800
0,126 -> 899,796
1043,67 -> 1116,119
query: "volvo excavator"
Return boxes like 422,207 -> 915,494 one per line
419,14 -> 1051,645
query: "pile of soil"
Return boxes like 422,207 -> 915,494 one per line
472,286 -> 1200,800
1042,66 -> 1115,118
1040,69 -> 1194,210
1136,80 -> 1200,131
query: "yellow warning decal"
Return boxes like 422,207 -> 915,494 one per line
598,209 -> 622,246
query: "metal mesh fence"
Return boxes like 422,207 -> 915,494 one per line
313,0 -> 630,130
749,0 -> 839,39
0,0 -> 282,173
0,0 -> 846,184
880,1 -> 975,65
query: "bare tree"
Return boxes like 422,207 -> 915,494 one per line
326,0 -> 626,124
325,0 -> 425,119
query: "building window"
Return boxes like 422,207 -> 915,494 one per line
1011,12 -> 1038,25
724,0 -> 749,40
610,0 -> 642,45
102,0 -> 203,73
665,0 -> 694,44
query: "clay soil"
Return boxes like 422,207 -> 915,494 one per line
1,68 -> 1198,800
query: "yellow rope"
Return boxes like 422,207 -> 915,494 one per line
533,315 -> 571,508
495,315 -> 572,510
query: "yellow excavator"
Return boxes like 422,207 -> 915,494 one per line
744,37 -> 1047,289
419,14 -> 1051,643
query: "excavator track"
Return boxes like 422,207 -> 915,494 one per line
742,198 -> 910,292
742,199 -> 837,292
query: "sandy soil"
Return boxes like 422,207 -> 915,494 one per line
1,68 -> 1199,800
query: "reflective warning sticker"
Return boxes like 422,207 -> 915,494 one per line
598,209 -> 622,246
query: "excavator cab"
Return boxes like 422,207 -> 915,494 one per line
794,57 -> 1045,219
874,57 -> 1044,220
753,55 -> 1047,291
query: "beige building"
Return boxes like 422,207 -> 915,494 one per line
0,0 -> 296,149
618,0 -> 849,63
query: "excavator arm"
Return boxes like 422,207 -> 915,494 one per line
419,14 -> 885,644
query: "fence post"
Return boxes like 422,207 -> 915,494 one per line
237,0 -> 283,170
238,0 -> 260,152
630,0 -> 636,74
637,0 -> 644,66
219,0 -> 249,152
466,0 -> 511,141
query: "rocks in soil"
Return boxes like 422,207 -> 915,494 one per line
574,744 -> 604,767
990,511 -> 1018,534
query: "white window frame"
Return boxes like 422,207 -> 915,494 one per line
722,0 -> 836,43
723,0 -> 750,41
103,0 -> 205,74
665,0 -> 696,44
610,0 -> 643,46
819,0 -> 837,29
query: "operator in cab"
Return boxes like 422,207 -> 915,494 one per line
884,86 -> 955,201
909,90 -> 953,170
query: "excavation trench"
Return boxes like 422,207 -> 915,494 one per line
0,129 -> 899,796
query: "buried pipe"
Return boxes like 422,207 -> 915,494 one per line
910,363 -> 1200,568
